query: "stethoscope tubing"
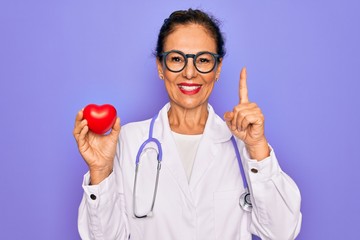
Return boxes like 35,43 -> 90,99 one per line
133,114 -> 252,218
230,136 -> 248,190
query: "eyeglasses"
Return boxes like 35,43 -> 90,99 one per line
160,50 -> 220,74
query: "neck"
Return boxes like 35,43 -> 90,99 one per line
168,102 -> 208,135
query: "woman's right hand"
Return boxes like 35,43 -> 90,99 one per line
73,109 -> 121,185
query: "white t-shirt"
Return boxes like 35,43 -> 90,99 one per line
172,131 -> 203,182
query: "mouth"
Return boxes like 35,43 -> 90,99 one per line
177,83 -> 202,95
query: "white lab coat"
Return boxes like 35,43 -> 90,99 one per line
78,103 -> 302,240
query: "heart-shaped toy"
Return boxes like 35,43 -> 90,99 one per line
83,104 -> 117,134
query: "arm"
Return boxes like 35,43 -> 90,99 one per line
224,68 -> 302,239
238,141 -> 302,239
78,138 -> 130,240
73,109 -> 130,240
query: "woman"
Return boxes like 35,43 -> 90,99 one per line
74,9 -> 302,240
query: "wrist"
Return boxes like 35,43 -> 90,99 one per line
246,139 -> 270,161
89,167 -> 113,185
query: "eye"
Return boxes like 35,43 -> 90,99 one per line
196,53 -> 215,65
166,52 -> 185,64
170,56 -> 183,63
199,58 -> 211,63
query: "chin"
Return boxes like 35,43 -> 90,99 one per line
172,99 -> 208,110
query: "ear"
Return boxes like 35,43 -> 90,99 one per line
156,58 -> 164,79
215,59 -> 223,80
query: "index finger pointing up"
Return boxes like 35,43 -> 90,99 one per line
239,67 -> 249,103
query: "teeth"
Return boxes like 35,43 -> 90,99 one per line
179,85 -> 201,91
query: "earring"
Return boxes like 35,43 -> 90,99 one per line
159,75 -> 164,79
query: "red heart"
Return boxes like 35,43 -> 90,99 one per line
83,104 -> 117,134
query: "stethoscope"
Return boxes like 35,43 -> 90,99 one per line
132,114 -> 252,218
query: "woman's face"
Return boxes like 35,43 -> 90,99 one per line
157,24 -> 222,110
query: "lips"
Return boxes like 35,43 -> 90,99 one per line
178,83 -> 202,95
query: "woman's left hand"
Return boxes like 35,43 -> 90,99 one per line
224,67 -> 270,160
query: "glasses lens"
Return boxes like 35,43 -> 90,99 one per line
195,52 -> 216,73
165,52 -> 186,72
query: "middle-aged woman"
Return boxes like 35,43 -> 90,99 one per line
74,9 -> 302,240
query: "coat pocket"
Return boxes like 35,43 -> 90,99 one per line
213,189 -> 251,240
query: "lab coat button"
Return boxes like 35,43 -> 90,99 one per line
90,194 -> 97,200
250,168 -> 258,173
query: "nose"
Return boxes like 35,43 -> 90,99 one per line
182,58 -> 197,79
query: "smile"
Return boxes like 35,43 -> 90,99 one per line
177,83 -> 202,95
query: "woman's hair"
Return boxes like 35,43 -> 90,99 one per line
155,9 -> 226,60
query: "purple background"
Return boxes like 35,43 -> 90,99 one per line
1,0 -> 359,239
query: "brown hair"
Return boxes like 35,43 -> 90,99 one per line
155,9 -> 226,60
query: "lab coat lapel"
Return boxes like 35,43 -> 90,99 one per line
152,103 -> 232,202
189,105 -> 233,192
154,104 -> 193,203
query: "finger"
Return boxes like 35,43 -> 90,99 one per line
239,114 -> 255,131
78,124 -> 90,152
239,113 -> 264,132
74,109 -> 84,127
229,109 -> 238,131
110,117 -> 121,139
234,106 -> 261,129
73,119 -> 88,141
232,102 -> 259,114
239,67 -> 249,104
232,105 -> 255,132
223,111 -> 234,122
235,109 -> 252,131
224,111 -> 236,131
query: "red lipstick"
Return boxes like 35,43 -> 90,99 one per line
177,83 -> 202,95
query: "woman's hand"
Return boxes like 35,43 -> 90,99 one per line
73,109 -> 121,184
224,67 -> 270,161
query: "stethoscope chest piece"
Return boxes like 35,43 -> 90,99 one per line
239,190 -> 252,212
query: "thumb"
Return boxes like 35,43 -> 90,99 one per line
110,117 -> 121,139
223,111 -> 234,123
224,112 -> 236,132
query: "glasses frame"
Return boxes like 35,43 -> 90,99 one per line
160,50 -> 220,74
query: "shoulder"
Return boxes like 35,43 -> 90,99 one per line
122,119 -> 151,131
120,118 -> 151,141
120,103 -> 170,141
205,104 -> 233,142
